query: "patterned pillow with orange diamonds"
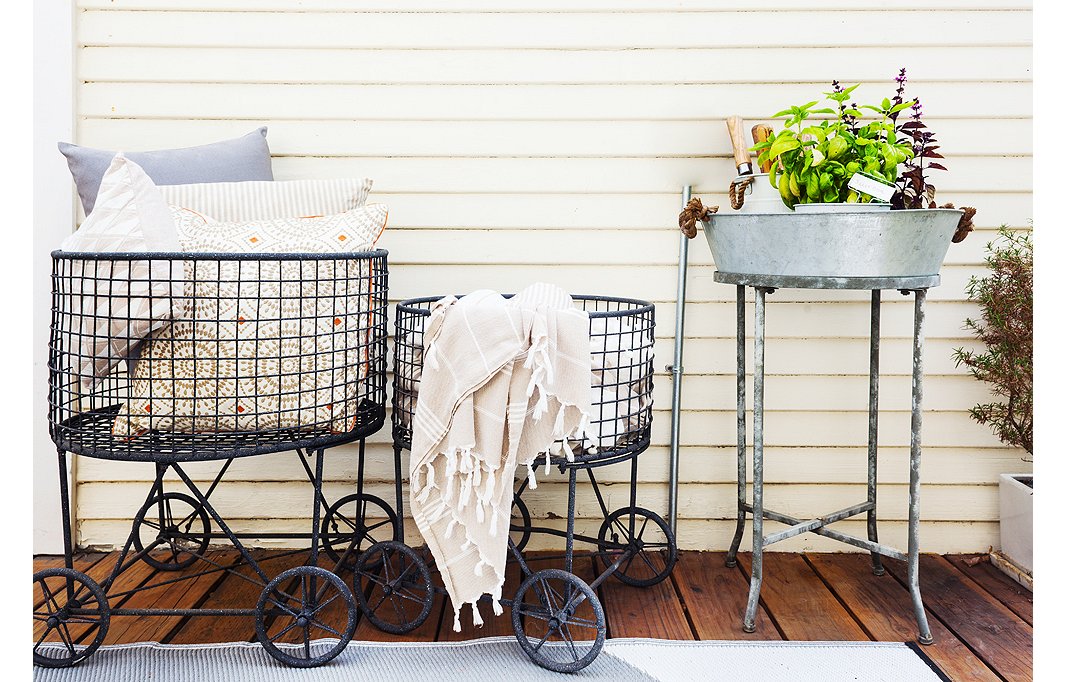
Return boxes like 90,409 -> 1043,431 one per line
112,204 -> 388,438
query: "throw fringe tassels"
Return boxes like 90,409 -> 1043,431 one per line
471,602 -> 484,627
450,601 -> 487,632
492,591 -> 504,617
525,325 -> 556,421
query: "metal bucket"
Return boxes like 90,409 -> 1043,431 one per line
700,208 -> 963,278
794,202 -> 890,214
732,173 -> 789,214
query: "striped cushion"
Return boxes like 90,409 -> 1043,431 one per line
158,178 -> 373,222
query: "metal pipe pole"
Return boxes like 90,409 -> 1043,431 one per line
667,186 -> 692,535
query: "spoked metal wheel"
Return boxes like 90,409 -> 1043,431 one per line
597,506 -> 677,587
254,566 -> 356,668
353,541 -> 434,634
320,493 -> 399,572
132,491 -> 211,571
33,568 -> 110,668
510,494 -> 532,553
511,568 -> 606,673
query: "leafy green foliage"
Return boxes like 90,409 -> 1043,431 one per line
953,227 -> 1033,455
752,72 -> 942,209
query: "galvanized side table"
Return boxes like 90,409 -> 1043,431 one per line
718,271 -> 935,645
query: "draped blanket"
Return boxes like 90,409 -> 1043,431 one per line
409,284 -> 592,632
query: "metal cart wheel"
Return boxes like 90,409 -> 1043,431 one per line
33,568 -> 111,668
321,493 -> 400,571
132,491 -> 211,571
510,495 -> 532,554
254,565 -> 356,668
511,568 -> 606,673
354,540 -> 434,634
597,506 -> 677,587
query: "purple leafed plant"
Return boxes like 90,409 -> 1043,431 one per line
890,69 -> 948,209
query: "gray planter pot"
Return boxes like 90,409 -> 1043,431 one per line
999,473 -> 1033,575
701,208 -> 963,279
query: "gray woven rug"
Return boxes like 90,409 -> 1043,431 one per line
35,637 -> 946,681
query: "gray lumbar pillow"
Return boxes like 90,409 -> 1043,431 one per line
59,127 -> 274,215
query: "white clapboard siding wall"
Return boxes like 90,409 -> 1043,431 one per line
73,0 -> 1033,553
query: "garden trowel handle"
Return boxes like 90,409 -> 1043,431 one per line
752,124 -> 774,173
726,116 -> 753,176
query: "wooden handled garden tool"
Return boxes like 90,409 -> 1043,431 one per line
726,116 -> 753,176
751,124 -> 774,173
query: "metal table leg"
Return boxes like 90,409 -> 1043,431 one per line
726,285 -> 746,568
725,281 -> 932,641
908,289 -> 934,644
867,290 -> 885,576
742,286 -> 767,633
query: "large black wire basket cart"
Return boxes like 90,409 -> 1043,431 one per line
372,294 -> 675,673
35,250 -> 392,668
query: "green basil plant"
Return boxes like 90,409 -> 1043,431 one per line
753,80 -> 917,209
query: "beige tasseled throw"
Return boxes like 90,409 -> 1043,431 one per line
410,284 -> 592,632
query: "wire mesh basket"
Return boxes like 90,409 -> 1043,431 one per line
48,250 -> 389,462
392,294 -> 654,467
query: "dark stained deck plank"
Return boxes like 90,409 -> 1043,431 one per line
808,554 -> 1000,682
672,551 -> 782,640
34,551 -> 159,646
33,555 -> 71,573
353,591 -> 444,643
736,552 -> 869,641
885,554 -> 1033,682
103,550 -> 235,644
33,546 -> 1036,682
33,553 -> 106,608
946,554 -> 1033,625
167,550 -> 310,644
598,552 -> 693,640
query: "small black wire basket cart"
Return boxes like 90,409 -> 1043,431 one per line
370,294 -> 676,673
35,249 -> 396,669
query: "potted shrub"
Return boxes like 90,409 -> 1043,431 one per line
687,69 -> 976,280
953,228 -> 1033,582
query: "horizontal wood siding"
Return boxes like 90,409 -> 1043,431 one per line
72,1 -> 1032,552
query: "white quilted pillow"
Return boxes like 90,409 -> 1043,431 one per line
60,154 -> 184,390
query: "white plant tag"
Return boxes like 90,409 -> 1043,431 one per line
847,172 -> 896,202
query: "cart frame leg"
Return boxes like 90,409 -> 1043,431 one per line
57,450 -> 74,571
565,466 -> 577,575
393,442 -> 406,539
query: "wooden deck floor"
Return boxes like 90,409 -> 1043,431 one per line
34,550 -> 1032,681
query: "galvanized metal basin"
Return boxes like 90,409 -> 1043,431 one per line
700,208 -> 963,278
